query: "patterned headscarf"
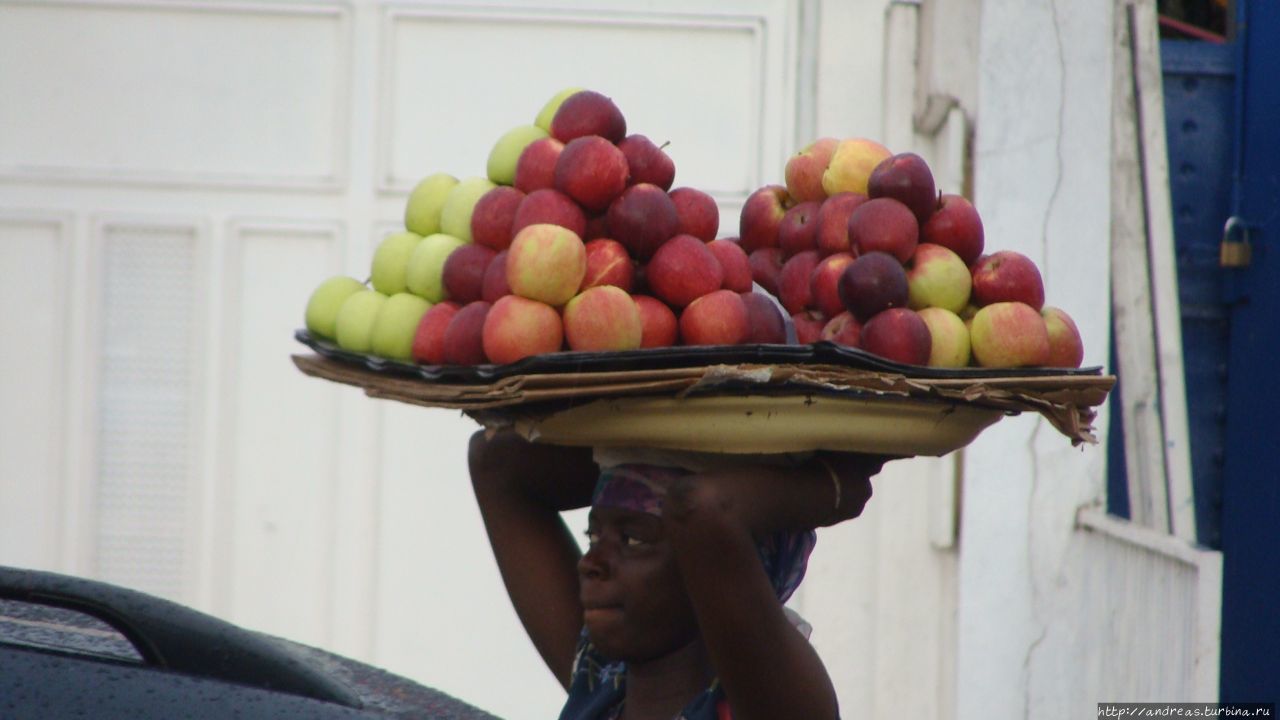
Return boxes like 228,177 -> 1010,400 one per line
591,463 -> 817,603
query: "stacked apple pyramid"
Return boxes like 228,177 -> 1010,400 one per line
304,89 -> 1084,370
740,138 -> 1085,368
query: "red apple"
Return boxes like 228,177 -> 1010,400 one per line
606,183 -> 679,261
861,307 -> 932,365
921,194 -> 985,265
410,301 -> 461,365
848,197 -> 919,263
970,250 -> 1045,309
442,243 -> 497,304
778,201 -> 822,257
1042,306 -> 1084,368
741,291 -> 788,344
838,251 -> 909,322
739,185 -> 791,252
482,295 -> 564,364
617,134 -> 675,190
814,192 -> 868,257
867,152 -> 938,224
646,234 -> 723,308
554,135 -> 629,212
513,137 -> 564,193
669,187 -> 719,242
792,310 -> 827,344
471,186 -> 525,251
582,238 -> 635,291
969,301 -> 1050,367
563,285 -> 643,352
777,250 -> 820,315
511,188 -> 587,239
480,250 -> 511,303
442,300 -> 492,365
748,247 -> 785,296
550,90 -> 626,143
582,212 -> 609,241
820,311 -> 863,348
707,238 -> 752,293
810,252 -> 856,318
634,294 -> 679,348
785,137 -> 839,203
680,289 -> 748,346
905,243 -> 972,314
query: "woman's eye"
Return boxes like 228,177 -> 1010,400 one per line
624,535 -> 645,547
584,530 -> 600,545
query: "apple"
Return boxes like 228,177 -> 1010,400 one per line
482,295 -> 564,364
861,308 -> 932,365
838,251 -> 909,322
617,134 -> 675,190
405,233 -> 468,303
680,289 -> 748,346
506,223 -> 587,306
442,300 -> 493,365
480,250 -> 511,303
487,124 -> 549,186
511,188 -> 587,240
563,285 -> 643,352
741,291 -> 788,344
778,201 -> 821,256
583,213 -> 609,241
792,310 -> 827,344
969,302 -> 1051,367
334,289 -> 388,353
707,239 -> 752,293
739,185 -> 790,252
582,238 -> 635,291
554,135 -> 629,212
669,187 -> 719,242
411,301 -> 461,365
535,87 -> 584,133
305,276 -> 366,340
470,186 -> 526,251
1042,306 -> 1084,368
606,183 -> 679,261
370,231 -> 423,295
785,137 -> 839,203
917,307 -> 971,368
921,194 -> 985,265
810,252 -> 856,318
867,152 -> 938,224
905,243 -> 972,313
748,247 -> 786,297
646,234 -> 724,308
442,243 -> 497,304
971,251 -> 1045,310
821,138 -> 892,197
820,311 -> 863,348
777,250 -> 821,315
513,137 -> 565,193
634,294 -> 679,348
814,192 -> 868,256
440,176 -> 498,243
404,172 -> 459,237
370,292 -> 432,360
550,90 -> 626,143
848,197 -> 919,263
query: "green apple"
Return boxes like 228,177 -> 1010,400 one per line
535,87 -> 584,133
405,172 -> 459,237
370,231 -> 423,295
305,276 -> 366,340
487,125 -> 549,186
440,176 -> 497,243
334,289 -> 388,353
370,292 -> 432,360
405,233 -> 468,303
917,306 -> 971,368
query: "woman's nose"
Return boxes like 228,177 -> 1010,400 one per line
579,542 -> 611,580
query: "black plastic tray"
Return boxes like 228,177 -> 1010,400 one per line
294,329 -> 1104,384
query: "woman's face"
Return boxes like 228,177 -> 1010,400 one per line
578,506 -> 701,663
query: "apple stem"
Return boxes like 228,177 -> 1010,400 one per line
659,140 -> 672,151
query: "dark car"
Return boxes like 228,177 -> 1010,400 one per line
0,566 -> 501,719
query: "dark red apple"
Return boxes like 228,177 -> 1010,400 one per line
809,252 -> 856,318
741,291 -> 788,344
970,250 -> 1045,309
867,152 -> 938,224
838,251 -> 909,322
470,186 -> 525,251
739,185 -> 791,252
861,307 -> 932,365
513,137 -> 564,193
777,201 -> 821,257
669,187 -> 719,242
848,197 -> 919,263
442,243 -> 497,304
646,234 -> 724,308
617,134 -> 675,190
707,238 -> 752,293
921,194 -> 985,265
554,136 -> 629,212
792,310 -> 827,344
814,192 -> 868,256
480,250 -> 511,303
550,90 -> 626,143
511,188 -> 587,239
820,311 -> 863,348
777,249 -> 820,315
606,183 -> 679,260
441,300 -> 493,365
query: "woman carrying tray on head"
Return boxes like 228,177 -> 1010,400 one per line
468,431 -> 891,720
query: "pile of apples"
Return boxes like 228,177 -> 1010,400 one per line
740,137 -> 1085,368
304,87 -> 790,366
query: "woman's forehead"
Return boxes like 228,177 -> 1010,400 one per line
588,506 -> 663,530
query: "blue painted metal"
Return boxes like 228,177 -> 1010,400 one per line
1218,0 -> 1280,702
